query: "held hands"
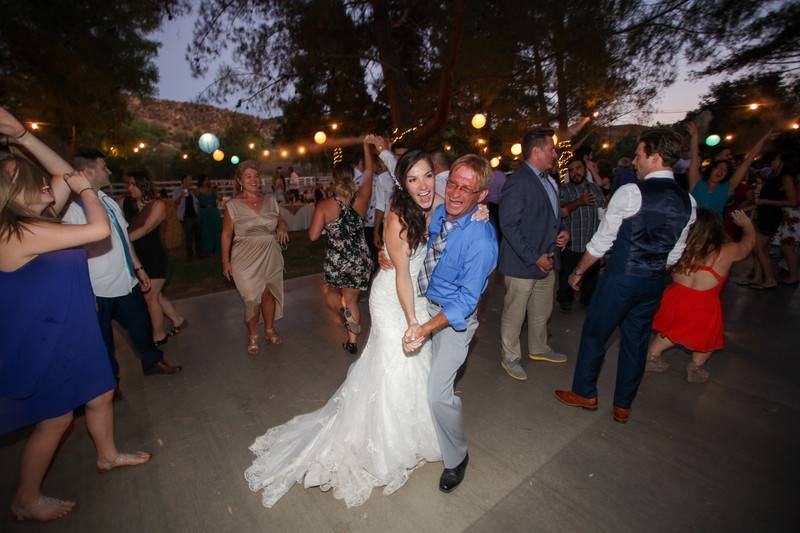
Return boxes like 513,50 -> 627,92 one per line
536,252 -> 555,273
364,134 -> 389,152
556,230 -> 570,251
402,323 -> 426,353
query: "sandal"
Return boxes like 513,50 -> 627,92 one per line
265,328 -> 283,345
96,451 -> 151,474
341,308 -> 361,334
169,319 -> 188,336
247,335 -> 260,355
11,495 -> 76,522
646,356 -> 670,373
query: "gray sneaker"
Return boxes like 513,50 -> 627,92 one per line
501,359 -> 528,381
528,352 -> 568,363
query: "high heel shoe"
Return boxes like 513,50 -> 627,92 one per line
341,308 -> 361,334
265,328 -> 283,344
169,318 -> 188,336
247,335 -> 260,355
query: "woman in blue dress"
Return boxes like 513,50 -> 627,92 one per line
0,107 -> 150,522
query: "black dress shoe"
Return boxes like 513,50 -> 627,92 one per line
439,453 -> 469,493
144,360 -> 183,376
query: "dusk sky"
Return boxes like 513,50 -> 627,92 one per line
150,10 -> 722,126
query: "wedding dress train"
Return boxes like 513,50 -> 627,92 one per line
245,245 -> 441,508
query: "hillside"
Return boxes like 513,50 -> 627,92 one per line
126,95 -> 278,140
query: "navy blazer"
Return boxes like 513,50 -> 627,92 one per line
498,163 -> 564,279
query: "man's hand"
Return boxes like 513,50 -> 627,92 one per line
471,203 -> 490,222
136,268 -> 151,292
402,323 -> 426,353
579,191 -> 595,206
556,230 -> 570,251
373,232 -> 383,250
536,252 -> 554,273
377,248 -> 394,271
568,272 -> 583,291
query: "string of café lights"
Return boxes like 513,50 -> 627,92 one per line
22,102 -> 799,167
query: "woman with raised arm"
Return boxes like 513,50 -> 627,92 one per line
647,209 -> 756,383
0,108 -> 150,523
307,139 -> 374,354
687,122 -> 773,218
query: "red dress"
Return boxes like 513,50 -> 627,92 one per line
652,265 -> 727,353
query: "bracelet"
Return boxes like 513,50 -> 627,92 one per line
78,187 -> 94,195
571,270 -> 584,277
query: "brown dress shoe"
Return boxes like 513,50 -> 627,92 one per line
612,406 -> 630,423
144,360 -> 183,376
553,390 -> 598,410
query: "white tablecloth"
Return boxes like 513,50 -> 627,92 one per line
280,204 -> 314,231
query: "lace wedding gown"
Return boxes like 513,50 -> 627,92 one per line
245,245 -> 441,508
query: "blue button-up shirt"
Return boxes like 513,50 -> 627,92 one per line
425,203 -> 498,331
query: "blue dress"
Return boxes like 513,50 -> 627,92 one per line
0,248 -> 115,434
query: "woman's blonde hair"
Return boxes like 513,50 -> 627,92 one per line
331,162 -> 357,201
0,154 -> 54,242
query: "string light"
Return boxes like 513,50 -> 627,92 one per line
390,125 -> 418,144
297,146 -> 306,155
182,154 -> 188,160
510,143 -> 522,156
556,139 -> 573,182
724,134 -> 734,141
280,149 -> 289,158
133,147 -> 139,153
314,131 -> 327,144
248,142 -> 255,149
138,142 -> 146,149
30,122 -> 40,130
792,123 -> 799,130
601,143 -> 610,149
330,123 -> 339,131
262,149 -> 270,157
490,156 -> 500,168
333,147 -> 343,166
471,113 -> 487,129
749,103 -> 759,110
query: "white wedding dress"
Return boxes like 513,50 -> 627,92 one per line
245,245 -> 441,508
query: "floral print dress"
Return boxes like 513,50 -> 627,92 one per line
323,197 -> 373,290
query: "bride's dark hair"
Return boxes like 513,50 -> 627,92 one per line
390,149 -> 433,252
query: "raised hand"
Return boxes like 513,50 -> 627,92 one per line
63,171 -> 93,194
686,122 -> 698,139
731,209 -> 753,228
0,106 -> 26,139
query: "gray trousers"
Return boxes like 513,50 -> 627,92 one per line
500,271 -> 555,362
427,302 -> 479,469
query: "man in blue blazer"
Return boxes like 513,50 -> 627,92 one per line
498,128 -> 570,381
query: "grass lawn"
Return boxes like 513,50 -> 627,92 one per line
163,230 -> 326,300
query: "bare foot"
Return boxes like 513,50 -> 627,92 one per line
11,495 -> 76,522
96,451 -> 151,473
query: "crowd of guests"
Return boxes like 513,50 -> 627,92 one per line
2,96 -> 798,520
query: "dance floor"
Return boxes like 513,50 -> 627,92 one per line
2,272 -> 797,532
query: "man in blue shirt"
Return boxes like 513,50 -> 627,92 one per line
404,154 -> 498,494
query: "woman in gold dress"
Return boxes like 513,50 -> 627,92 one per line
222,161 -> 289,354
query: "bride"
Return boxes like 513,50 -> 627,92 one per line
245,145 -> 454,508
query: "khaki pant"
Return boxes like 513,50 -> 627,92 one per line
500,271 -> 555,362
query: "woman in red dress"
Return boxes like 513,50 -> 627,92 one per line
647,208 -> 755,383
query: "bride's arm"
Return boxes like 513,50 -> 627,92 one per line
384,210 -> 417,327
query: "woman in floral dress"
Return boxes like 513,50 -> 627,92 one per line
309,140 -> 373,354
772,172 -> 800,285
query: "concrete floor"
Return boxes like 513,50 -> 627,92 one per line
2,272 -> 798,532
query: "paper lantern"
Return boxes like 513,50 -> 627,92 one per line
510,143 -> 522,156
230,155 -> 240,165
198,133 -> 220,154
705,134 -> 721,147
212,149 -> 225,161
314,131 -> 327,144
490,157 -> 500,168
471,113 -> 487,129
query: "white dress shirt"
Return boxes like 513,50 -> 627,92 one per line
378,149 -> 397,178
62,191 -> 139,298
372,171 -> 396,216
585,170 -> 697,266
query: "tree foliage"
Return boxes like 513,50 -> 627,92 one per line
0,0 -> 188,145
189,0 -> 713,146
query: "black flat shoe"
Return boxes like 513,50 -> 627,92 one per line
342,342 -> 358,355
439,453 -> 469,493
